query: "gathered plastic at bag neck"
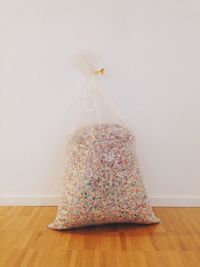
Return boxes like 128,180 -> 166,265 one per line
68,48 -> 127,140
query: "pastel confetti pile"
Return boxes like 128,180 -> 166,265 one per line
48,123 -> 160,230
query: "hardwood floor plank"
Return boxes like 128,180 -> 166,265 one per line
0,207 -> 200,266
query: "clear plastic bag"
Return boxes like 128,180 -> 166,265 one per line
48,48 -> 160,230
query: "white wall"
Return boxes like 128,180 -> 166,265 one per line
1,0 -> 200,206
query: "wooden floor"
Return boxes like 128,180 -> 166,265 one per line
0,207 -> 200,267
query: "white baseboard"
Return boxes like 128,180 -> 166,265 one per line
0,194 -> 200,207
150,195 -> 200,207
0,195 -> 59,206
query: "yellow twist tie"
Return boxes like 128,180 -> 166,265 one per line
95,68 -> 105,75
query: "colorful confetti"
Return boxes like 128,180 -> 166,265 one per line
48,123 -> 160,230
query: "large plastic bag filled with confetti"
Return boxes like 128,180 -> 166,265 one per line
48,49 -> 160,230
